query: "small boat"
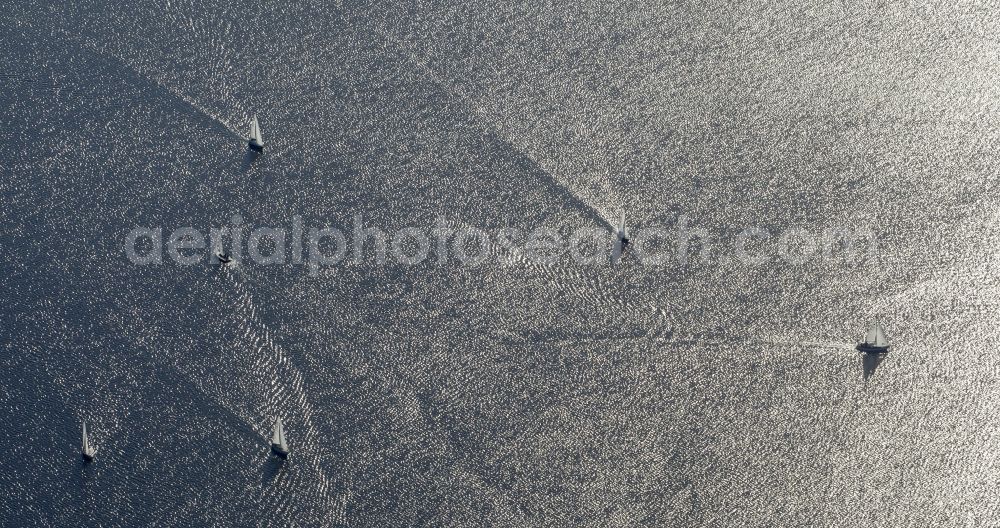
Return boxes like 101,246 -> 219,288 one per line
215,251 -> 233,265
248,115 -> 264,153
270,418 -> 289,459
81,422 -> 97,462
856,320 -> 890,354
611,212 -> 630,266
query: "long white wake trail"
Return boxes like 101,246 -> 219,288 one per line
383,34 -> 615,231
223,268 -> 347,523
51,27 -> 244,141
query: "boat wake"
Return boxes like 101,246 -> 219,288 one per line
380,33 -> 614,232
94,266 -> 349,524
220,267 -> 349,523
755,335 -> 857,354
47,26 -> 244,141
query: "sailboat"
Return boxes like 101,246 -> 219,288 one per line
212,242 -> 233,265
248,115 -> 264,153
81,422 -> 97,462
856,320 -> 890,354
611,212 -> 630,266
214,251 -> 233,265
270,418 -> 289,459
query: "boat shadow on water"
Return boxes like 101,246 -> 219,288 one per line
862,352 -> 887,380
76,457 -> 94,474
240,150 -> 260,174
75,456 -> 98,489
262,456 -> 286,486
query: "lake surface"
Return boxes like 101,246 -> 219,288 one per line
2,1 -> 998,525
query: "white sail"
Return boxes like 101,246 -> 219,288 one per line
82,422 -> 96,457
271,418 -> 287,451
271,418 -> 282,445
247,115 -> 264,152
873,323 -> 888,347
864,322 -> 888,347
611,237 -> 623,265
252,116 -> 263,144
864,324 -> 876,344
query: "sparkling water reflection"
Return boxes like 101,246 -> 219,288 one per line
2,1 -> 999,526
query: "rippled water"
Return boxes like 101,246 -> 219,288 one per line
2,1 -> 999,526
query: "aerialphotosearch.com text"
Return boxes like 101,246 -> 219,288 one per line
125,214 -> 876,275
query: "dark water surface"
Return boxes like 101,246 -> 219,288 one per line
2,1 -> 999,526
